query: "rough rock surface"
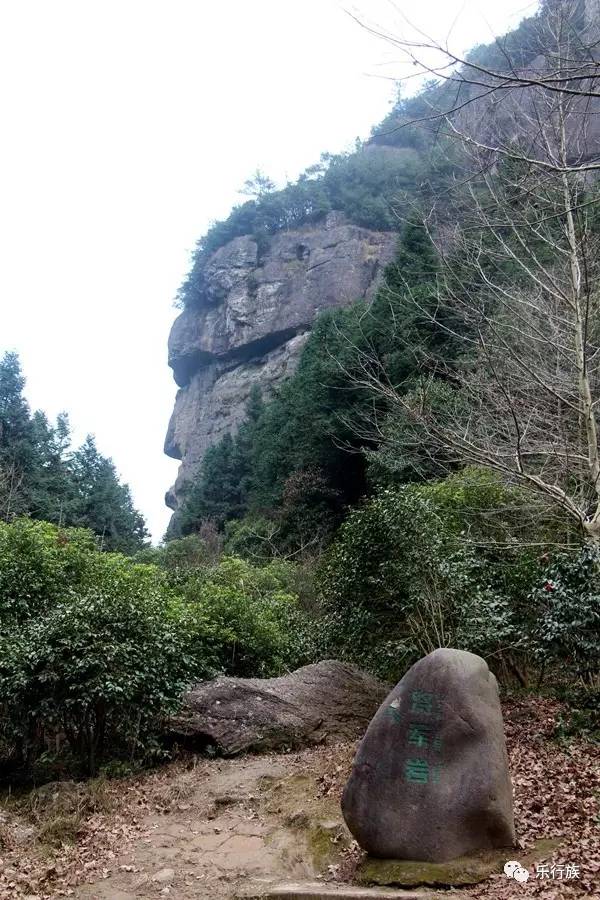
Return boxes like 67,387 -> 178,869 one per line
165,212 -> 396,512
341,649 -> 515,863
355,839 -> 560,888
169,660 -> 388,755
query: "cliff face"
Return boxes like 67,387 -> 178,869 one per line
165,212 -> 397,511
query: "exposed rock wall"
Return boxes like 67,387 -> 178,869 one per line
165,212 -> 397,512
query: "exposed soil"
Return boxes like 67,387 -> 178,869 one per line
0,699 -> 597,900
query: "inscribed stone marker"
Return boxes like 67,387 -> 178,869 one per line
341,648 -> 515,862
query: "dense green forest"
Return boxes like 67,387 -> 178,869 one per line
1,0 -> 598,786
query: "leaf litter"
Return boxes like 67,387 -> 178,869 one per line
0,698 -> 596,899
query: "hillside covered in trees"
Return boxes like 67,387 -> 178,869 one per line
164,0 -> 600,694
1,2 -> 598,858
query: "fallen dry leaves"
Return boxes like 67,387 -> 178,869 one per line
310,698 -> 599,899
471,698 -> 599,899
0,758 -> 210,899
0,698 -> 597,899
0,782 -> 141,898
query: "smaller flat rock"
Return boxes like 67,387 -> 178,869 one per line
152,867 -> 175,883
237,884 -> 443,899
356,848 -> 511,886
356,839 -> 562,888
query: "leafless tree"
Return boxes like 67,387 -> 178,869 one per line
345,2 -> 600,544
357,0 -> 600,174
0,459 -> 24,522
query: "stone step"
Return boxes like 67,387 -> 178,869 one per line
237,882 -> 448,899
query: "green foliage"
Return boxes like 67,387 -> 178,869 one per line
246,308 -> 371,508
0,520 -> 196,775
371,82 -> 455,151
176,556 -> 304,677
317,484 -> 469,677
0,520 -> 309,778
173,305 -> 369,544
315,467 -> 591,687
140,532 -> 308,673
320,146 -> 422,230
0,518 -> 95,623
174,221 -> 455,546
135,532 -> 218,580
223,516 -> 283,562
3,565 -> 194,776
240,168 -> 276,198
177,434 -> 248,531
529,546 -> 600,682
68,436 -> 148,553
28,412 -> 78,523
173,387 -> 265,538
317,472 -> 547,680
178,146 -> 424,309
366,384 -> 460,487
0,352 -> 148,552
0,351 -> 36,519
554,685 -> 600,743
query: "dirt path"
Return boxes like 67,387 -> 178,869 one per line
73,748 -> 354,900
1,699 -> 598,900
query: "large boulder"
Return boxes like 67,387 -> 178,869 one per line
170,660 -> 388,755
341,649 -> 515,862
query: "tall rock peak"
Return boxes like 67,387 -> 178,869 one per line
165,212 -> 397,514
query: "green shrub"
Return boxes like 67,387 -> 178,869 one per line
554,685 -> 600,742
529,546 -> 600,682
0,545 -> 197,775
318,486 -> 472,677
179,556 -> 305,677
223,516 -> 281,562
0,518 -> 95,622
0,520 -> 311,779
136,532 -> 220,583
318,474 -> 546,680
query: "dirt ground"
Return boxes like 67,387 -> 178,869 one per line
73,751 -> 353,900
0,744 -> 358,900
0,699 -> 598,900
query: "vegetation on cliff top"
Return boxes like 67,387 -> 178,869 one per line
177,1 -> 550,310
177,144 -> 427,308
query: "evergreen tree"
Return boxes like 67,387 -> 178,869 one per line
28,411 -> 78,524
0,352 -> 148,552
70,436 -> 148,553
242,220 -> 449,510
171,218 -> 461,543
174,388 -> 265,536
0,352 -> 35,518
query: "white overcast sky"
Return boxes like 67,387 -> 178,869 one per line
1,0 -> 538,541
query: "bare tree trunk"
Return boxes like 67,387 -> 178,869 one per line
342,7 -> 600,541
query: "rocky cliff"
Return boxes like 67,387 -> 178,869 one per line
165,212 -> 397,511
